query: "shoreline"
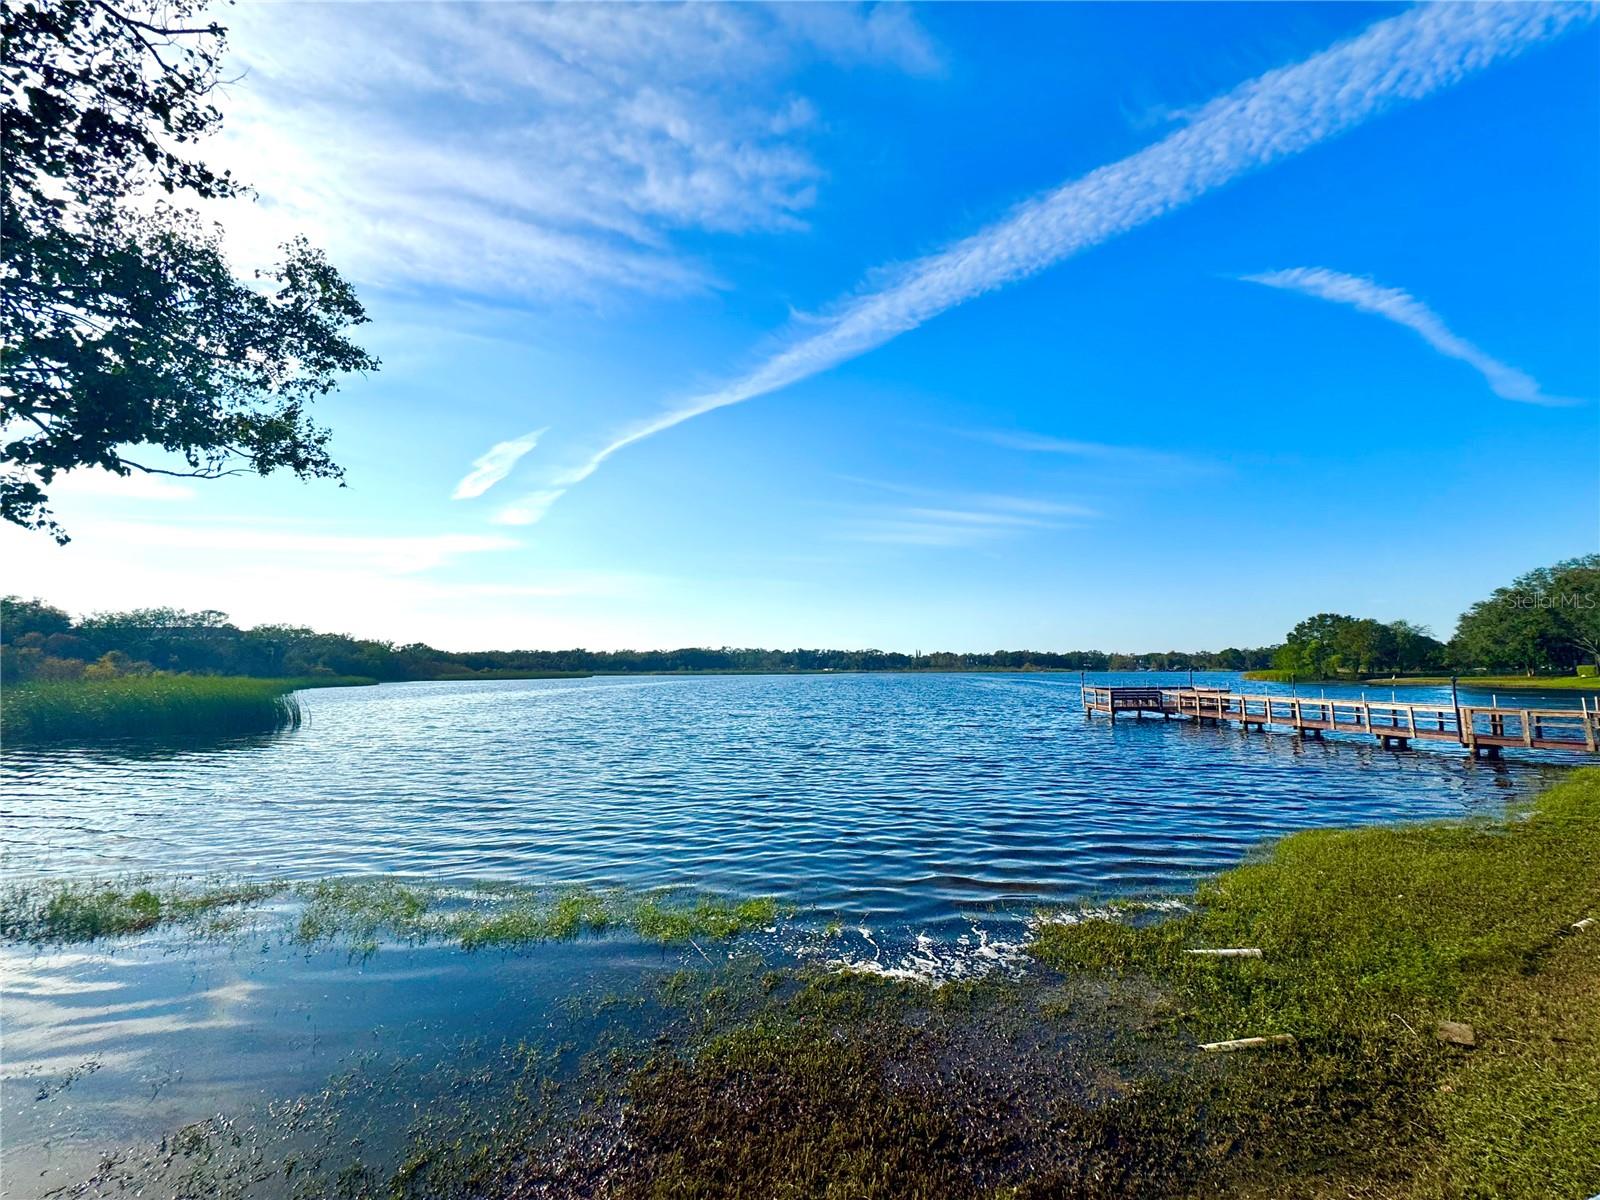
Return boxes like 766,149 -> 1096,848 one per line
7,767 -> 1596,1198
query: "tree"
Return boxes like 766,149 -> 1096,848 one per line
2,0 -> 377,540
1,595 -> 72,640
1450,556 -> 1600,674
1387,620 -> 1444,673
1535,555 -> 1600,669
1273,612 -> 1356,678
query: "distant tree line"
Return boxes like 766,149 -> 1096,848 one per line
3,556 -> 1592,685
1269,555 -> 1598,679
0,599 -> 1275,684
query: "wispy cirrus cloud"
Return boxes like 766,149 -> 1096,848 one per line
1241,267 -> 1574,406
834,481 -> 1097,548
502,1 -> 1592,524
840,503 -> 1090,549
210,2 -> 941,300
452,428 -> 547,500
964,431 -> 1202,469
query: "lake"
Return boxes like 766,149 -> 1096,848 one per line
2,672 -> 1573,934
0,671 -> 1581,1196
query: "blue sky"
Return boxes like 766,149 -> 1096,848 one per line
8,2 -> 1598,651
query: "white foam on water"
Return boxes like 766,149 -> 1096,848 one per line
1029,897 -> 1192,931
788,898 -> 1193,986
803,921 -> 1034,986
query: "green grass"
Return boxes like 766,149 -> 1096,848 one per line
0,878 -> 284,941
1,675 -> 358,742
1361,673 -> 1600,691
1028,767 -> 1600,1198
0,875 -> 787,953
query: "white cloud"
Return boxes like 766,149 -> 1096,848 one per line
207,2 -> 940,299
452,428 -> 547,500
965,431 -> 1201,469
490,489 -> 568,527
511,2 -> 1591,521
101,522 -> 520,575
1241,267 -> 1574,406
43,467 -> 197,503
0,517 -> 674,648
835,486 -> 1096,548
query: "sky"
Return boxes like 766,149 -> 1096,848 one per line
7,1 -> 1599,652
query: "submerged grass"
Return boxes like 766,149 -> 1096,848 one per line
0,877 -> 284,941
0,875 -> 786,954
0,675 -> 368,743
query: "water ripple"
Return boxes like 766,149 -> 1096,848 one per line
0,673 -> 1570,936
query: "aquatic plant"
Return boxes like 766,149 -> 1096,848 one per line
0,878 -> 282,941
293,880 -> 784,951
1,874 -> 788,954
0,675 -> 337,742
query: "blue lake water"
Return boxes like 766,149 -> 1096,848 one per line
2,672 -> 1575,934
0,671 -> 1585,1195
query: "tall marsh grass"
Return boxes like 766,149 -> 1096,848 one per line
0,675 -> 367,743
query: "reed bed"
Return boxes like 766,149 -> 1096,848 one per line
0,675 -> 342,743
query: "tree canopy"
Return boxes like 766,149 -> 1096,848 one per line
1270,613 -> 1445,679
1,0 -> 377,540
1449,555 -> 1600,675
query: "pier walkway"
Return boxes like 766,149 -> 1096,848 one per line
1082,685 -> 1600,757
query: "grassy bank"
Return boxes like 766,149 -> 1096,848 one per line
1027,767 -> 1599,1197
0,674 -> 373,743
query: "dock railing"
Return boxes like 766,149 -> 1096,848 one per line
1080,683 -> 1600,756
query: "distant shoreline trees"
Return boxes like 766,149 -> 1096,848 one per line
1267,556 -> 1598,680
4,556 -> 1593,685
1270,615 -> 1446,680
0,598 -> 1275,684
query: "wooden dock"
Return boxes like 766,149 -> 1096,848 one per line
1082,685 -> 1600,757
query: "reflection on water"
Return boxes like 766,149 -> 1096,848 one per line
2,673 -> 1571,934
0,927 -> 688,1195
